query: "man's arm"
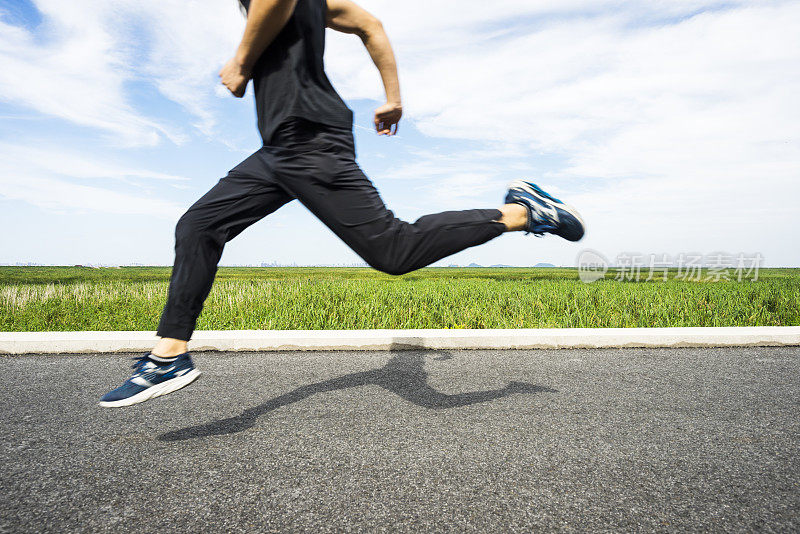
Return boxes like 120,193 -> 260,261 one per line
219,0 -> 298,98
326,0 -> 401,135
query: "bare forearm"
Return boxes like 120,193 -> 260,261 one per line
325,0 -> 401,135
235,0 -> 298,70
360,23 -> 401,104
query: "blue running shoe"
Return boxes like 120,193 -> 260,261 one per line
98,353 -> 201,408
504,180 -> 586,241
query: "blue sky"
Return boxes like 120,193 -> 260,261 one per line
1,0 -> 798,267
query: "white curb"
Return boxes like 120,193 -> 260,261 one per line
0,327 -> 799,354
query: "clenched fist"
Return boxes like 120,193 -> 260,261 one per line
374,101 -> 402,136
219,58 -> 252,98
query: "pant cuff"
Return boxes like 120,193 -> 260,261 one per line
156,322 -> 194,342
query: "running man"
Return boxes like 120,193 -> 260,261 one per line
99,0 -> 585,407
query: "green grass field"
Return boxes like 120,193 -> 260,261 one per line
1,266 -> 797,331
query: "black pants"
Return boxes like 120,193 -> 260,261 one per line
156,118 -> 506,341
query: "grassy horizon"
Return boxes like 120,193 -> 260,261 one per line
1,266 -> 798,331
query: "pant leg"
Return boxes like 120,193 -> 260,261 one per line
156,154 -> 294,341
270,124 -> 506,276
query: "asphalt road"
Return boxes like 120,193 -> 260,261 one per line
1,347 -> 798,532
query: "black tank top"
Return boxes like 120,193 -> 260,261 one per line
239,0 -> 354,144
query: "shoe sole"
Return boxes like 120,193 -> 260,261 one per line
508,180 -> 586,240
98,369 -> 202,408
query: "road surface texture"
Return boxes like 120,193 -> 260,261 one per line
1,347 -> 798,532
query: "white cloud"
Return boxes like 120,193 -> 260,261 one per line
0,143 -> 186,218
0,0 -> 244,145
0,16 -> 172,146
0,143 -> 189,183
0,173 -> 184,218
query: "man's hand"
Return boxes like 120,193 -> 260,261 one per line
374,101 -> 402,136
219,58 -> 251,98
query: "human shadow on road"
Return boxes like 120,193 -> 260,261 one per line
158,351 -> 556,442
